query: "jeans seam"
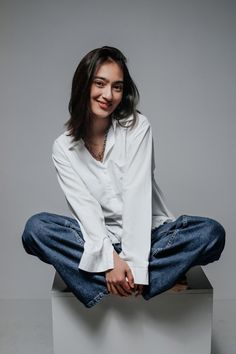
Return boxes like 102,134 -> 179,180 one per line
158,217 -> 180,237
151,229 -> 179,257
65,220 -> 84,246
86,290 -> 109,308
71,228 -> 84,246
166,229 -> 178,248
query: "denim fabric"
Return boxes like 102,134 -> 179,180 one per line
21,212 -> 225,308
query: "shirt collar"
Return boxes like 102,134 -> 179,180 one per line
68,116 -> 117,150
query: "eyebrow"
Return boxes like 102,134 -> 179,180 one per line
94,76 -> 124,84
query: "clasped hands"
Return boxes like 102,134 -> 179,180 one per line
105,250 -> 144,297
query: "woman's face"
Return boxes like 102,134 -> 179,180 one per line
89,60 -> 124,120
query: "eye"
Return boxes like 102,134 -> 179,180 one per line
113,85 -> 123,92
94,80 -> 104,87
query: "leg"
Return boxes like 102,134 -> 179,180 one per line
142,214 -> 226,300
21,212 -> 112,309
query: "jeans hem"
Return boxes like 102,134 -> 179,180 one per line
85,290 -> 110,308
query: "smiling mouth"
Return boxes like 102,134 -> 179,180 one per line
97,101 -> 112,110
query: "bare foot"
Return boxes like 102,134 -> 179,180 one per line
170,276 -> 189,292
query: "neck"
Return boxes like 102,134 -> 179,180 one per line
88,116 -> 111,139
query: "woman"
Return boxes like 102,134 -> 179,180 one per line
21,46 -> 226,308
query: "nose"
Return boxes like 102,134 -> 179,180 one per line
102,85 -> 112,101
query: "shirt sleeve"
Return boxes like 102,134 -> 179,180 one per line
118,115 -> 152,285
51,139 -> 115,273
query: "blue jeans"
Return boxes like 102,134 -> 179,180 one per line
21,212 -> 225,308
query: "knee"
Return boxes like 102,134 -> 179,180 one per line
202,217 -> 226,252
21,212 -> 47,249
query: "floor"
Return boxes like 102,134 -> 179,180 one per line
0,298 -> 235,354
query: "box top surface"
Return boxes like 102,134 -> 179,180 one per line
51,266 -> 213,297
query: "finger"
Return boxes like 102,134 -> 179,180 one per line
110,283 -> 125,296
116,284 -> 131,297
134,287 -> 139,297
126,270 -> 135,289
135,285 -> 143,297
138,287 -> 144,295
110,283 -> 119,295
139,285 -> 144,292
107,282 -> 111,294
122,280 -> 133,294
114,284 -> 126,296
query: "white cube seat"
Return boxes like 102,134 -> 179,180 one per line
51,266 -> 213,354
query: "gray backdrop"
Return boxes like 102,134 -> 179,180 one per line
1,0 -> 235,299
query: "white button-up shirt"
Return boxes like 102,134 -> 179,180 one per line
52,113 -> 176,285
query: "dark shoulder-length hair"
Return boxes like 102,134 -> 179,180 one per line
64,46 -> 141,143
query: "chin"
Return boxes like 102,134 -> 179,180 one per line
91,107 -> 113,119
92,112 -> 110,119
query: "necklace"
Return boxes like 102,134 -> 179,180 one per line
84,125 -> 110,162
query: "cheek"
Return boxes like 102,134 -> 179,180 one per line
90,85 -> 100,99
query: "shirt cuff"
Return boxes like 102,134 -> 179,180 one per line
78,238 -> 114,273
126,262 -> 149,285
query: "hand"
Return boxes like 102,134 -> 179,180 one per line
133,284 -> 144,297
105,250 -> 135,297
